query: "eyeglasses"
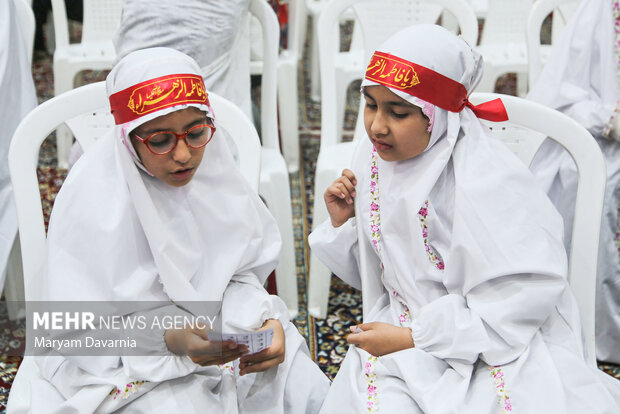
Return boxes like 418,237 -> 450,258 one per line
133,121 -> 216,155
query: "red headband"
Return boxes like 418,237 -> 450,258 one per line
109,74 -> 210,125
365,51 -> 508,122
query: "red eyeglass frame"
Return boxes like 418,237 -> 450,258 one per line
132,123 -> 216,155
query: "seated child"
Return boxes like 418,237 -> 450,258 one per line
30,47 -> 329,413
309,24 -> 620,413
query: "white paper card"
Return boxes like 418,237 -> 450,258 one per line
220,329 -> 274,354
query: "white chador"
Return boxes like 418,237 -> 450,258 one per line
527,0 -> 620,364
28,48 -> 329,413
0,0 -> 37,293
310,25 -> 620,413
114,0 -> 253,118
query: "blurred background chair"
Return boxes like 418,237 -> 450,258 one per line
50,0 -> 123,169
5,81 -> 266,411
248,0 -> 299,317
307,0 -> 479,319
251,0 -> 307,174
526,0 -> 580,87
474,0 -> 533,97
468,92 -> 604,366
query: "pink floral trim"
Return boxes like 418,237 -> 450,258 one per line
398,307 -> 411,325
364,356 -> 379,412
370,147 -> 382,256
109,380 -> 147,400
604,1 -> 620,137
417,201 -> 445,270
220,362 -> 235,374
490,366 -> 513,412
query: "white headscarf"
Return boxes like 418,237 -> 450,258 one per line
356,25 -> 567,310
43,48 -> 281,311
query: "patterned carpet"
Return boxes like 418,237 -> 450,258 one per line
1,14 -> 619,413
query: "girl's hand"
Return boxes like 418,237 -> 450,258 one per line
164,324 -> 248,366
346,322 -> 414,357
324,169 -> 357,227
238,319 -> 285,376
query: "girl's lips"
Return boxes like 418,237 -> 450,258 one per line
171,168 -> 194,180
373,139 -> 393,151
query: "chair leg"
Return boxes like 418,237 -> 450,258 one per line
307,166 -> 337,319
277,59 -> 300,174
309,15 -> 321,102
259,166 -> 299,319
53,63 -> 77,169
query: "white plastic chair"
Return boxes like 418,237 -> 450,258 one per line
13,0 -> 35,64
369,92 -> 603,366
306,1 -> 479,319
250,0 -> 306,173
249,0 -> 299,318
5,82 -> 265,411
526,0 -> 580,86
51,0 -> 123,169
475,0 -> 534,97
472,93 -> 603,366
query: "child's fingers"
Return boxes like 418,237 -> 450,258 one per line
341,169 -> 357,186
346,331 -> 363,345
191,349 -> 245,366
337,176 -> 357,198
325,182 -> 353,204
238,354 -> 283,375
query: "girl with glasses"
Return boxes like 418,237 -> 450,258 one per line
30,47 -> 329,413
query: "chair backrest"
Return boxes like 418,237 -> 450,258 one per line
50,0 -> 123,49
9,82 -> 262,302
248,0 -> 281,152
13,0 -> 35,64
480,0 -> 534,46
526,0 -> 580,85
469,92 -> 603,366
318,0 -> 479,152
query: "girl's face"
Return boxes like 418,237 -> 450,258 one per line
130,107 -> 207,187
363,85 -> 431,162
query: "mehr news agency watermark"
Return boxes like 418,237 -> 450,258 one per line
19,301 -> 222,356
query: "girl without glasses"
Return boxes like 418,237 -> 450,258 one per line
309,24 -> 620,413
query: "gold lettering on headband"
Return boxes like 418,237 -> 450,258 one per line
127,76 -> 207,115
366,53 -> 420,89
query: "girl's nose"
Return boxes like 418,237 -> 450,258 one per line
172,138 -> 192,163
370,110 -> 389,136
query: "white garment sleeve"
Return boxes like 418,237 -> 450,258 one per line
221,273 -> 291,331
307,218 -> 362,290
410,273 -> 566,368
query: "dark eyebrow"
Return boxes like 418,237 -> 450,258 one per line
363,89 -> 416,109
138,116 -> 206,135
